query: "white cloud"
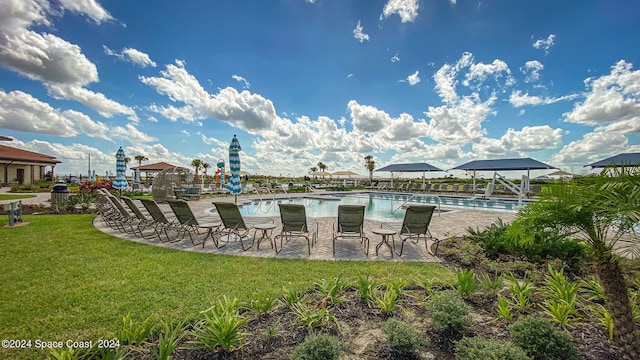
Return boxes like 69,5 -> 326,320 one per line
353,20 -> 370,43
532,34 -> 556,55
509,90 -> 578,107
400,70 -> 421,86
120,47 -> 156,67
563,60 -> 640,131
148,103 -> 201,122
348,100 -> 391,133
232,74 -> 251,89
551,131 -> 639,168
0,30 -> 99,86
464,59 -> 513,88
391,53 -> 400,62
57,0 -> 115,24
424,96 -> 491,144
45,83 -> 138,120
110,123 -> 157,143
521,60 -> 544,83
0,89 -> 77,136
380,0 -> 420,23
472,125 -> 562,158
141,61 -> 278,131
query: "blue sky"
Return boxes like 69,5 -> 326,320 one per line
1,0 -> 639,179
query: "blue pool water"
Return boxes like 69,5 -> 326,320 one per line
232,192 -> 524,222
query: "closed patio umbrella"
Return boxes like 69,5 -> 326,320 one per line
113,147 -> 128,193
225,135 -> 242,203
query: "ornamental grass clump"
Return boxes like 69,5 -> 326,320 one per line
509,315 -> 582,360
381,318 -> 426,355
291,333 -> 341,360
426,290 -> 472,334
192,296 -> 248,354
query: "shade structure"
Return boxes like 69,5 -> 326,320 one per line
332,171 -> 360,177
547,170 -> 573,177
585,152 -> 640,168
112,147 -> 128,190
225,135 -> 242,202
376,162 -> 443,173
450,158 -> 556,171
375,162 -> 444,186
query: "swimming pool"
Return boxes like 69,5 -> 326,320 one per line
221,192 -> 525,222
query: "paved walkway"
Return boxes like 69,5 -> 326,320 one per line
93,192 -> 517,262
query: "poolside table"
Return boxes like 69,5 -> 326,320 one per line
373,228 -> 398,258
253,223 -> 277,252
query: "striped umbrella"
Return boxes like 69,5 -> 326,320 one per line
113,147 -> 129,191
225,135 -> 242,203
217,159 -> 225,188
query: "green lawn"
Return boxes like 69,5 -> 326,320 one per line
0,194 -> 37,201
0,214 -> 454,353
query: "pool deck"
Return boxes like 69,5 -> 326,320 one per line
93,190 -> 518,262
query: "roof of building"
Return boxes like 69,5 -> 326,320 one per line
0,144 -> 61,164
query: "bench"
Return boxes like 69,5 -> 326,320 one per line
182,187 -> 201,200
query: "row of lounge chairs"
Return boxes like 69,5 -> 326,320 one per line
96,189 -> 440,257
369,182 -> 541,197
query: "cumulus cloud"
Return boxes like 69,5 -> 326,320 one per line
45,83 -> 138,120
563,60 -> 640,131
400,70 -> 421,85
104,46 -> 156,67
353,20 -> 370,43
532,34 -> 556,55
521,60 -> 544,83
58,0 -> 115,24
141,60 -> 278,131
551,131 -> 639,167
232,74 -> 250,89
509,90 -> 578,107
380,0 -> 419,23
472,125 -> 563,158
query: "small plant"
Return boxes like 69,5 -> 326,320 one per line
496,296 -> 513,321
587,304 -> 615,340
478,272 -> 502,293
243,291 -> 280,315
261,319 -> 283,340
454,336 -> 530,360
579,275 -> 606,302
292,302 -> 339,332
541,300 -> 581,329
156,319 -> 186,360
419,277 -> 438,296
509,315 -> 582,360
426,290 -> 473,334
315,276 -> 347,307
543,265 -> 581,310
372,284 -> 402,315
354,273 -> 378,306
280,285 -> 308,309
456,268 -> 477,297
115,313 -> 154,346
381,318 -> 426,354
291,333 -> 342,360
466,218 -> 511,257
504,274 -> 535,312
192,296 -> 248,353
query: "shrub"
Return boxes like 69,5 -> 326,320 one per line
381,318 -> 426,354
455,336 -> 531,360
509,315 -> 582,360
291,333 -> 341,360
426,290 -> 472,334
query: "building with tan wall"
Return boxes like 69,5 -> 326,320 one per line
0,144 -> 61,186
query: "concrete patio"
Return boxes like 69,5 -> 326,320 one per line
93,191 -> 517,262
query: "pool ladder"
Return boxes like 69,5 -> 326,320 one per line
392,194 -> 441,216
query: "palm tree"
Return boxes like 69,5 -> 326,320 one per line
202,162 -> 211,182
310,166 -> 318,174
515,166 -> 640,358
191,159 -> 202,181
317,162 -> 328,173
364,155 -> 376,184
134,155 -> 148,182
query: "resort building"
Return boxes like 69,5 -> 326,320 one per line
0,143 -> 61,186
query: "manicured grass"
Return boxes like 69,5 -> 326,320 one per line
0,214 -> 454,353
0,194 -> 37,201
